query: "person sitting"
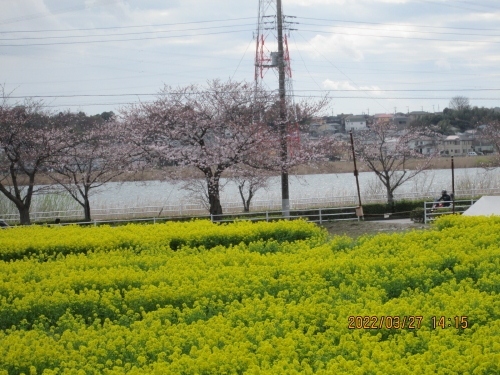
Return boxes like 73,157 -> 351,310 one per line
438,189 -> 452,207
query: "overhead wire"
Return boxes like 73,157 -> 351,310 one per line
289,33 -> 323,91
0,17 -> 256,34
294,31 -> 390,112
5,88 -> 500,99
297,28 -> 500,45
2,12 -> 500,112
296,16 -> 500,32
0,23 -> 256,41
414,0 -> 499,13
28,95 -> 500,109
0,28 -> 254,47
231,38 -> 255,81
0,0 -> 118,26
297,22 -> 500,38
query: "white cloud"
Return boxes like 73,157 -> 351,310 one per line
308,34 -> 364,61
323,79 -> 382,94
0,0 -> 63,30
1,0 -> 498,117
286,0 -> 347,5
435,59 -> 451,70
287,0 -> 409,5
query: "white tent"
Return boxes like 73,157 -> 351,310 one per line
462,196 -> 500,216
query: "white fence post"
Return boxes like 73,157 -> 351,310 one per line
319,208 -> 322,224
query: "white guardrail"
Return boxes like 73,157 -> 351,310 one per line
423,199 -> 477,224
2,206 -> 360,227
1,188 -> 498,225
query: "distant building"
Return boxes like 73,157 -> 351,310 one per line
371,113 -> 409,130
393,114 -> 410,130
345,115 -> 367,131
373,113 -> 393,126
409,135 -> 440,155
309,115 -> 343,137
408,111 -> 429,122
438,135 -> 475,156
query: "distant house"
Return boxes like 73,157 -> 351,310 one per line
438,135 -> 475,156
393,114 -> 409,129
309,122 -> 338,138
409,135 -> 440,155
323,116 -> 343,133
345,115 -> 367,131
408,111 -> 429,122
473,126 -> 496,154
370,113 -> 409,130
473,138 -> 495,154
373,113 -> 393,126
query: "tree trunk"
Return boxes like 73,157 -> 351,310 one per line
83,198 -> 92,222
244,189 -> 254,213
206,171 -> 223,219
208,192 -> 223,218
386,187 -> 395,211
19,206 -> 31,225
238,183 -> 251,213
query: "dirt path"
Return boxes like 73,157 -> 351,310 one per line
321,219 -> 429,239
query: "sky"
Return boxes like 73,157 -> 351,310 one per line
1,0 -> 500,117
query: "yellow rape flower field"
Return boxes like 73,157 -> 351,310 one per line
0,217 -> 499,374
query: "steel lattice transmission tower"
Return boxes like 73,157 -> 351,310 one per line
254,0 -> 298,217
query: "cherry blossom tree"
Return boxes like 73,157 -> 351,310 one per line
352,123 -> 436,207
478,120 -> 500,166
121,80 -> 333,217
121,80 -> 276,217
48,116 -> 132,222
0,92 -> 70,225
227,164 -> 272,213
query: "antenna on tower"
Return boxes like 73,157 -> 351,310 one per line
254,0 -> 297,218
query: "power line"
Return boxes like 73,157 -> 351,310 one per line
295,31 -> 390,112
0,0 -> 117,26
0,28 -> 254,47
0,17 -> 255,34
414,0 -> 500,13
0,23 -> 256,42
5,88 -> 500,100
298,22 -> 500,38
299,28 -> 500,44
28,95 -> 500,109
297,16 -> 500,32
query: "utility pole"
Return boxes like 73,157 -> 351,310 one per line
255,0 -> 296,218
276,0 -> 290,217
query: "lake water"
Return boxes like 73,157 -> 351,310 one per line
85,167 -> 499,209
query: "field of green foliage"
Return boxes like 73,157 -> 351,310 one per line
0,217 -> 499,374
